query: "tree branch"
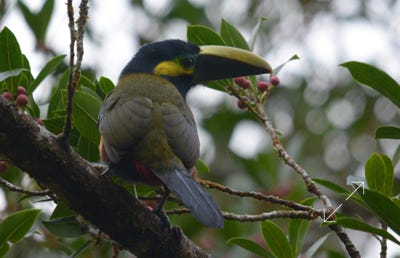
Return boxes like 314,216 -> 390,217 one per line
62,0 -> 76,144
0,177 -> 51,196
0,97 -> 210,258
223,210 -> 314,221
198,179 -> 314,211
167,208 -> 317,222
61,0 -> 89,144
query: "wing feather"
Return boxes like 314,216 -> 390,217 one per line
98,91 -> 153,162
161,103 -> 200,169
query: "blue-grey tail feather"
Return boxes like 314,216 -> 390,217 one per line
153,169 -> 224,228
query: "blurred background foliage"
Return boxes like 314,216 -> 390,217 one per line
0,0 -> 399,257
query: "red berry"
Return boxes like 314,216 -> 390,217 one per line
257,81 -> 269,92
34,118 -> 44,126
234,77 -> 245,84
2,92 -> 13,101
17,86 -> 27,96
16,94 -> 29,106
0,161 -> 7,173
237,99 -> 246,109
234,77 -> 251,89
270,75 -> 280,86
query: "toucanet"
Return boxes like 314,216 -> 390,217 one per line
98,39 -> 272,228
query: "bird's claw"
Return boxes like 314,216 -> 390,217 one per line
154,209 -> 172,228
91,162 -> 109,175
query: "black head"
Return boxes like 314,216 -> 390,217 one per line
120,39 -> 200,97
120,39 -> 273,98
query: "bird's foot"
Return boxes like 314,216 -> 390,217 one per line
152,190 -> 172,228
91,162 -> 109,175
154,209 -> 172,229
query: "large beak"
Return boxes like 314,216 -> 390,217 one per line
191,45 -> 272,84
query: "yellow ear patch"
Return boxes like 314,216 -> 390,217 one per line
153,61 -> 194,77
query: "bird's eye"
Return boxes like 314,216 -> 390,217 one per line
181,57 -> 195,69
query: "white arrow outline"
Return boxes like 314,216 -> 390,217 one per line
323,181 -> 364,223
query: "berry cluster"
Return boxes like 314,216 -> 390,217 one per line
2,86 -> 29,107
233,75 -> 280,109
2,86 -> 43,125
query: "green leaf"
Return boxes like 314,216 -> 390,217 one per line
50,203 -> 75,220
336,216 -> 400,245
314,177 -> 366,208
98,76 -> 115,96
261,221 -> 294,258
227,237 -> 273,258
195,159 -> 209,174
165,0 -> 204,24
30,55 -> 65,94
274,55 -> 300,75
18,0 -> 54,41
313,178 -> 350,195
187,25 -> 226,46
204,80 -> 231,92
47,71 -> 68,118
365,153 -> 393,196
37,0 -> 54,40
0,209 -> 41,249
77,136 -> 100,161
42,216 -> 85,238
341,61 -> 400,108
381,155 -> 394,196
360,188 -> 400,236
393,145 -> 400,167
0,27 -> 24,93
220,19 -> 250,50
327,249 -> 346,258
365,153 -> 385,193
17,2 -> 36,35
70,240 -> 92,258
0,243 -> 9,257
19,68 -> 33,94
393,197 -> 400,207
0,68 -> 27,82
288,198 -> 315,257
304,234 -> 330,257
249,17 -> 268,50
80,75 -> 97,91
43,116 -> 65,135
26,94 -> 40,118
375,126 -> 400,139
71,89 -> 102,145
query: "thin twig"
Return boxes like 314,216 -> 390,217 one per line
380,223 -> 387,258
74,0 -> 89,83
61,0 -> 76,144
166,208 -> 190,215
198,178 -> 315,212
0,177 -> 51,196
166,208 -> 316,222
254,103 -> 332,208
223,210 -> 314,222
328,224 -> 360,258
60,0 -> 89,144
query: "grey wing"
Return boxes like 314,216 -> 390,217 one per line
161,103 -> 200,169
98,91 -> 153,163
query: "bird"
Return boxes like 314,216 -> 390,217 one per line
98,39 -> 272,228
